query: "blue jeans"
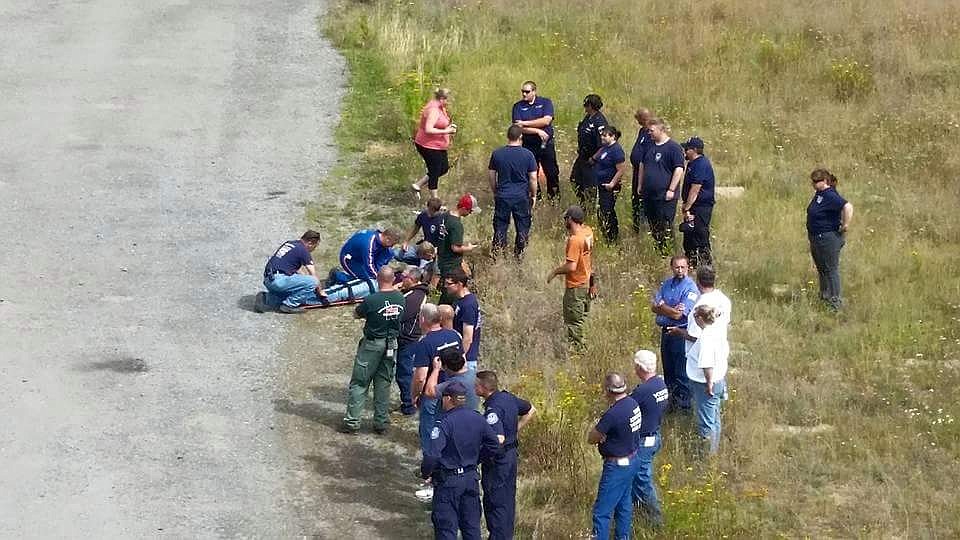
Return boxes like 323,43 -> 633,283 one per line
321,278 -> 377,303
492,197 -> 532,257
691,379 -> 726,454
660,330 -> 690,410
466,360 -> 477,372
631,433 -> 662,525
263,273 -> 319,308
592,456 -> 636,540
419,397 -> 439,451
809,231 -> 845,308
395,343 -> 416,414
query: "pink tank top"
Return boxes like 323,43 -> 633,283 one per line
414,99 -> 451,150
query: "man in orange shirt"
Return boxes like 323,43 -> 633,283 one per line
548,206 -> 596,349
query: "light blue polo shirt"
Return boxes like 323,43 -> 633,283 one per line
654,276 -> 699,328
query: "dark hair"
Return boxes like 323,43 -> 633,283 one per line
507,124 -> 523,141
810,168 -> 838,186
476,370 -> 500,392
600,126 -> 621,140
445,268 -> 469,286
301,230 -> 321,241
426,197 -> 443,213
563,205 -> 585,224
583,94 -> 603,111
696,265 -> 717,287
439,346 -> 465,371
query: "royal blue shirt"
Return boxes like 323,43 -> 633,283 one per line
264,240 -> 313,279
641,139 -> 685,196
595,396 -> 642,457
806,187 -> 847,235
630,127 -> 653,187
630,377 -> 669,436
489,145 -> 538,200
422,405 -> 501,478
511,96 -> 555,146
454,293 -> 482,364
339,229 -> 394,280
592,142 -> 626,187
416,210 -> 444,246
436,370 -> 480,412
654,276 -> 699,328
577,112 -> 608,158
483,390 -> 533,450
682,155 -> 716,209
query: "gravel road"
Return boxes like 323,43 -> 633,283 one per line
0,2 -> 428,537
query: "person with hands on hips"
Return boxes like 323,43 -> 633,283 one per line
591,126 -> 627,243
652,255 -> 699,412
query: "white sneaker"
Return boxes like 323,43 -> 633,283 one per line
415,485 -> 433,502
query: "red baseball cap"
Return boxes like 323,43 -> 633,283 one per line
457,193 -> 481,213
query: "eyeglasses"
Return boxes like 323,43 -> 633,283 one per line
521,89 -> 533,94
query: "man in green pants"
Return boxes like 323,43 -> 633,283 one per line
547,206 -> 596,350
341,266 -> 406,434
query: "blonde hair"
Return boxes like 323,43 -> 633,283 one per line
435,88 -> 451,100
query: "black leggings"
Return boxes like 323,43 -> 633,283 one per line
415,143 -> 449,190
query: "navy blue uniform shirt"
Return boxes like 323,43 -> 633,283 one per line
489,145 -> 538,200
511,96 -> 555,146
577,112 -> 609,158
422,405 -> 501,478
416,210 -> 444,246
592,142 -> 626,187
630,377 -> 669,436
413,328 -> 463,369
641,139 -> 685,196
264,240 -> 313,278
806,187 -> 847,234
454,293 -> 482,364
630,127 -> 653,168
682,155 -> 716,208
483,390 -> 533,450
595,396 -> 642,457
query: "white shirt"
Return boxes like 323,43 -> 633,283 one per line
684,288 -> 732,353
686,324 -> 729,383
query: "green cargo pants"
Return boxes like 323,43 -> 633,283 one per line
343,337 -> 397,430
562,286 -> 590,349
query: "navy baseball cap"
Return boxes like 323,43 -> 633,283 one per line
442,381 -> 468,397
682,137 -> 704,150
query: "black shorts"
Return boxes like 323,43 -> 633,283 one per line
415,143 -> 449,190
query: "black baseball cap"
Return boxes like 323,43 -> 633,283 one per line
682,137 -> 705,150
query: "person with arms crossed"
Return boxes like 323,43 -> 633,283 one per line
588,372 -> 643,540
488,124 -> 538,260
547,206 -> 596,350
571,94 -> 608,209
651,255 -> 699,411
475,370 -> 536,540
511,80 -> 560,201
629,350 -> 669,527
340,267 -> 405,434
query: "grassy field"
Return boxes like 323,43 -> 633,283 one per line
323,0 -> 960,537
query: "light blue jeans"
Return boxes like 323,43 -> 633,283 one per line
264,273 -> 319,308
321,278 -> 378,303
691,379 -> 726,455
632,433 -> 662,525
592,455 -> 636,540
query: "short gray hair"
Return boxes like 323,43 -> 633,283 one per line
604,372 -> 627,394
420,302 -> 440,324
404,266 -> 424,283
633,350 -> 657,373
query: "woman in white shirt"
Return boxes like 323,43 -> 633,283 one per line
686,304 -> 729,455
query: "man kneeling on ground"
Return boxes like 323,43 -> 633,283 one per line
255,230 -> 322,314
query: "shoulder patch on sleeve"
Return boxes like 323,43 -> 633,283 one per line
486,412 -> 499,425
430,426 -> 440,440
687,291 -> 698,301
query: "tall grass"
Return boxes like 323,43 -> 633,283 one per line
325,0 -> 960,536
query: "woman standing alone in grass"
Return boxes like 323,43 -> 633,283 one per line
806,168 -> 853,310
412,88 -> 457,199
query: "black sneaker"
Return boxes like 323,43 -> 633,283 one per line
278,304 -> 305,314
338,423 -> 359,435
325,267 -> 341,287
253,292 -> 266,313
373,424 -> 389,435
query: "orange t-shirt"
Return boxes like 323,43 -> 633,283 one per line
565,225 -> 594,288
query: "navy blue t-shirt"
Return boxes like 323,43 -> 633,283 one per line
416,210 -> 443,246
423,406 -> 501,477
264,240 -> 313,278
682,155 -> 716,208
630,128 -> 653,168
483,390 -> 533,450
595,396 -> 642,457
806,187 -> 847,234
489,145 -> 538,200
454,293 -> 482,364
592,142 -> 626,187
577,112 -> 608,158
641,139 -> 686,196
511,96 -> 555,146
413,328 -> 463,369
630,377 -> 669,436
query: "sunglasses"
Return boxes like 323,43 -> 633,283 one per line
521,89 -> 533,94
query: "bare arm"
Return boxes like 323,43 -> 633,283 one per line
404,222 -> 421,247
423,109 -> 453,135
423,357 -> 442,398
840,202 -> 853,232
666,166 -> 685,199
652,301 -> 685,320
488,169 -> 497,193
636,163 -> 645,194
528,171 -> 538,200
587,427 -> 606,445
517,405 -> 536,431
547,260 -> 576,283
516,115 -> 553,129
605,161 -> 627,190
451,243 -> 476,254
411,366 -> 428,404
460,325 -> 474,358
301,264 -> 318,278
683,184 -> 702,212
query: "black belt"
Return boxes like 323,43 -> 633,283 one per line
638,432 -> 659,438
440,465 -> 476,475
503,442 -> 518,451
